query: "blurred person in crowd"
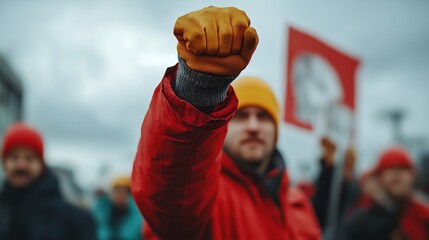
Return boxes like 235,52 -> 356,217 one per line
311,136 -> 337,229
93,175 -> 143,240
0,122 -> 96,240
342,146 -> 429,240
345,168 -> 381,215
311,136 -> 360,230
131,6 -> 321,240
340,145 -> 361,215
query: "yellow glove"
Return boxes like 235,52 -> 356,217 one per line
174,6 -> 259,76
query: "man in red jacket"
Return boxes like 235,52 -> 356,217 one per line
132,6 -> 321,240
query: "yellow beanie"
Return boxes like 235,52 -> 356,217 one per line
231,76 -> 280,127
112,175 -> 131,188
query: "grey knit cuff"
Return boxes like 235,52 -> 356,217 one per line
173,57 -> 238,108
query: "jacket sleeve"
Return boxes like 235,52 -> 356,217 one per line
131,64 -> 238,239
311,158 -> 357,231
311,158 -> 335,229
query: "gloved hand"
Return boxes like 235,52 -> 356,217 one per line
321,136 -> 336,167
174,6 -> 259,76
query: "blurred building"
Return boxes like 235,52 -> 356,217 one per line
0,55 -> 23,138
0,55 -> 23,181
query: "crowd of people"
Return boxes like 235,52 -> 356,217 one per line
0,5 -> 428,240
0,123 -> 143,240
308,137 -> 429,239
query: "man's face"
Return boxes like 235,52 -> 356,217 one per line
379,167 -> 414,201
3,147 -> 43,188
112,186 -> 130,208
224,106 -> 276,165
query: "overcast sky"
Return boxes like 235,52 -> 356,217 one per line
0,0 -> 428,187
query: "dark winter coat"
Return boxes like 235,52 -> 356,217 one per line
341,200 -> 429,240
311,159 -> 359,230
0,170 -> 96,240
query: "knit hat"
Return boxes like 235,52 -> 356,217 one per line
374,146 -> 414,174
1,122 -> 44,162
112,175 -> 131,189
232,76 -> 280,128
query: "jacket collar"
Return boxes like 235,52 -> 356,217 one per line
221,148 -> 289,192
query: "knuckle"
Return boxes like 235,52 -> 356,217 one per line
235,20 -> 249,31
190,31 -> 204,41
220,30 -> 232,40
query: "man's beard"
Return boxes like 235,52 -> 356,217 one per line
244,160 -> 264,169
11,169 -> 32,178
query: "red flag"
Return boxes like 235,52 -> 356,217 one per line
284,27 -> 359,132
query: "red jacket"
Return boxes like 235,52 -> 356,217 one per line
132,65 -> 321,240
401,199 -> 429,240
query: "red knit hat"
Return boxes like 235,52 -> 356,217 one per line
1,122 -> 44,162
374,146 -> 413,174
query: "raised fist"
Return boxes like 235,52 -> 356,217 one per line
174,6 -> 259,76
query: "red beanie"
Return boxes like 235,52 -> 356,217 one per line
374,146 -> 413,174
1,122 -> 44,162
